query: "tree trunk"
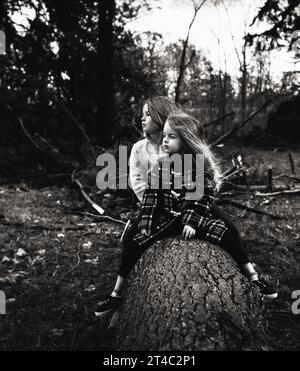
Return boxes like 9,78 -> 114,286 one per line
114,236 -> 269,351
175,5 -> 200,104
240,43 -> 247,123
97,0 -> 115,145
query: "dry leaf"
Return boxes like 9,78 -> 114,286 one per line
2,256 -> 10,263
82,241 -> 92,250
84,284 -> 96,292
16,248 -> 27,257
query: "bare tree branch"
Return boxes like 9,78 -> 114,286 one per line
53,96 -> 96,162
210,100 -> 272,148
204,112 -> 235,128
175,0 -> 207,103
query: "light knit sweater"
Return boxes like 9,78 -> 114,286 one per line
129,138 -> 165,202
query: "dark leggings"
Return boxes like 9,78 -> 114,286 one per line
118,202 -> 250,278
210,203 -> 250,267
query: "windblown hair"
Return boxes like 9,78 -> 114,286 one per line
166,110 -> 223,191
145,96 -> 178,130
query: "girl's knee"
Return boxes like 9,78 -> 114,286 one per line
226,223 -> 241,240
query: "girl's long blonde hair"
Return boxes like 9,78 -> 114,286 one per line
167,110 -> 223,191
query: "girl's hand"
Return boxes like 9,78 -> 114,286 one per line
182,225 -> 196,240
141,229 -> 150,236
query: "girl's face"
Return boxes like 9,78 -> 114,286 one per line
162,121 -> 183,154
141,104 -> 161,135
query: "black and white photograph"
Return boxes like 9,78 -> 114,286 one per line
0,0 -> 300,355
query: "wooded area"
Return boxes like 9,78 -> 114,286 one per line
0,0 -> 299,174
0,0 -> 300,352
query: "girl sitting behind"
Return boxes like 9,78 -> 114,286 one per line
95,111 -> 277,317
129,95 -> 178,203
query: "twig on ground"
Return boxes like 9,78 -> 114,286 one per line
72,211 -> 126,225
56,241 -> 81,281
0,173 -> 70,186
228,184 -> 289,191
255,188 -> 300,197
72,173 -> 105,215
216,199 -> 288,220
273,174 -> 300,182
0,220 -> 98,231
221,167 -> 246,181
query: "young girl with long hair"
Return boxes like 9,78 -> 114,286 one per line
95,111 -> 277,317
129,95 -> 178,203
120,96 -> 178,243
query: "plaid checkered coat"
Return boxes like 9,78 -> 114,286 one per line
132,155 -> 228,247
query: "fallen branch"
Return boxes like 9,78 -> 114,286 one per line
268,165 -> 273,192
222,155 -> 248,182
18,117 -> 41,151
228,184 -> 288,192
0,173 -> 70,186
216,199 -> 288,220
55,241 -> 81,282
0,220 -> 97,231
34,133 -> 60,154
72,173 -> 105,215
222,167 -> 246,181
210,100 -> 272,148
53,96 -> 96,162
273,174 -> 300,182
69,211 -> 126,225
222,165 -> 236,177
204,112 -> 235,128
18,116 -> 69,170
255,188 -> 300,197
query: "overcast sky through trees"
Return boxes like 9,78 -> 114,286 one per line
125,0 -> 300,82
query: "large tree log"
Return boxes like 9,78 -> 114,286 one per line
114,236 -> 270,351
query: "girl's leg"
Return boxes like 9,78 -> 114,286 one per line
99,211 -> 144,300
242,263 -> 258,281
95,219 -> 181,316
95,213 -> 144,316
218,228 -> 252,274
118,239 -> 149,279
118,217 -> 182,279
211,203 -> 258,278
111,275 -> 125,296
218,229 -> 277,298
210,202 -> 241,243
122,208 -> 143,244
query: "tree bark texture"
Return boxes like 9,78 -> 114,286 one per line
98,0 -> 115,144
114,236 -> 269,351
